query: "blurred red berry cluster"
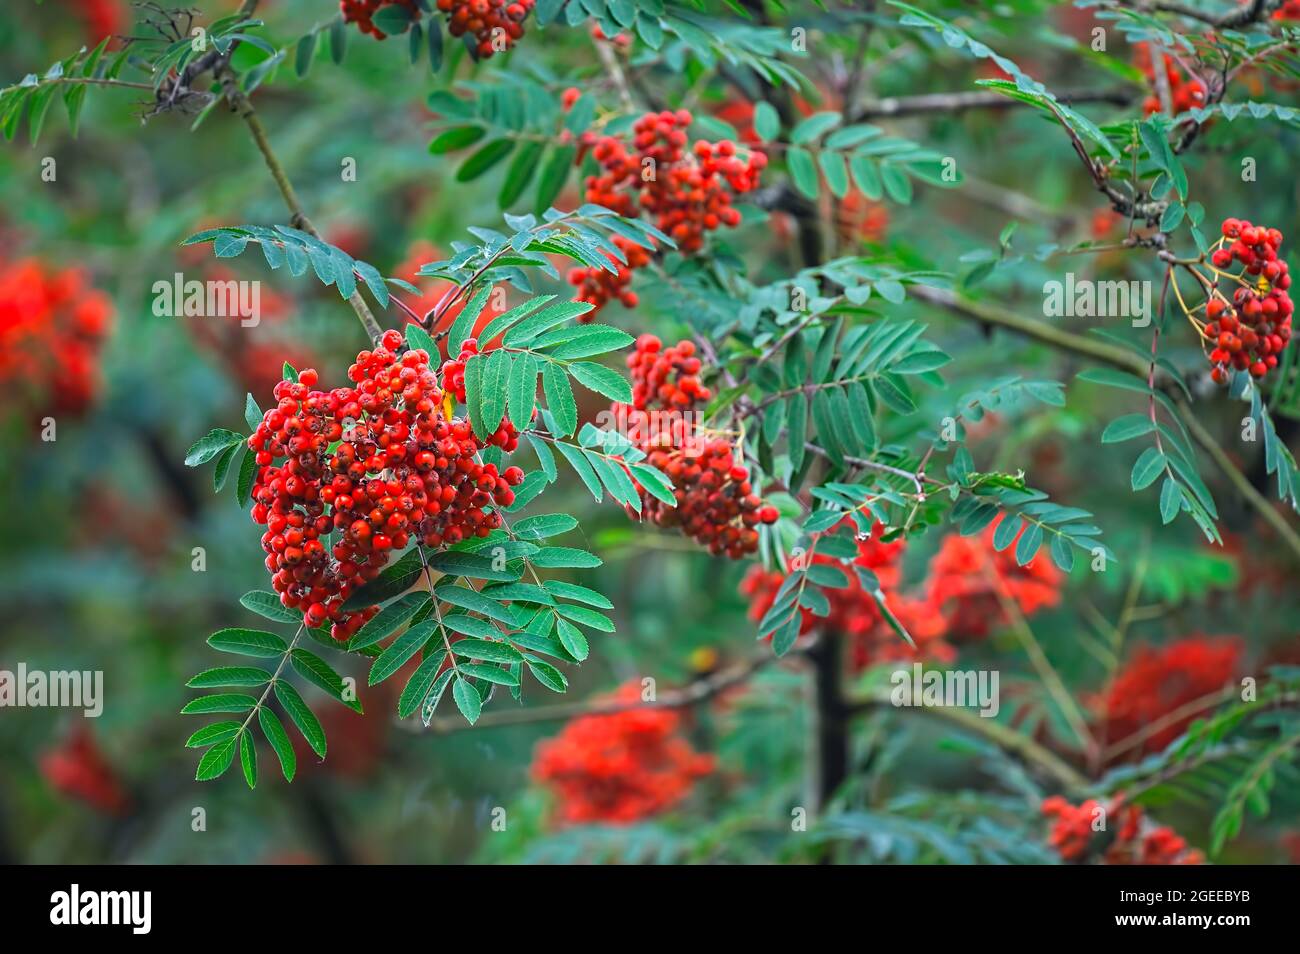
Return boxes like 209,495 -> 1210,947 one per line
0,258 -> 113,422
1041,795 -> 1203,864
40,726 -> 130,817
1133,42 -> 1206,116
741,516 -> 1062,669
1094,635 -> 1242,756
925,519 -> 1063,641
742,520 -> 952,670
531,681 -> 714,825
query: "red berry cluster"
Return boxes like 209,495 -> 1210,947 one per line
247,329 -> 523,641
925,516 -> 1063,641
1204,218 -> 1293,383
438,0 -> 535,58
1134,42 -> 1206,116
531,681 -> 715,825
568,110 -> 766,315
0,258 -> 113,421
1094,635 -> 1242,757
339,0 -> 420,39
741,521 -> 952,670
1041,795 -> 1203,865
610,335 -> 778,558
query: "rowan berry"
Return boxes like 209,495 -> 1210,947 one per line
247,334 -> 523,640
1203,217 -> 1292,384
568,110 -> 765,317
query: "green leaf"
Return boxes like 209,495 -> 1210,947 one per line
542,361 -> 578,437
196,736 -> 238,781
1077,367 -> 1151,395
1159,475 -> 1182,524
295,31 -> 317,77
791,111 -> 842,144
535,145 -> 577,214
556,440 -> 602,501
753,100 -> 780,140
239,590 -> 301,625
544,580 -> 613,609
291,649 -> 363,713
506,351 -> 539,429
546,326 -> 635,360
258,708 -> 296,782
425,550 -> 521,581
329,16 -> 348,63
212,444 -> 238,492
207,628 -> 288,659
369,620 -> 438,686
398,650 -> 449,719
349,591 -> 431,651
629,462 -> 675,506
459,663 -> 518,686
818,151 -> 850,198
445,285 -> 493,358
556,604 -> 615,632
341,547 -> 426,611
275,681 -> 326,759
186,666 -> 272,688
526,658 -> 568,693
513,513 -> 578,539
186,722 -> 242,748
1131,447 -> 1166,491
1015,522 -> 1043,566
531,546 -> 602,568
478,348 -> 512,436
992,515 -> 1022,552
555,618 -> 589,661
185,428 -> 243,467
1102,414 -> 1156,443
239,730 -> 258,789
437,585 -> 517,624
429,126 -> 485,154
453,676 -> 482,724
787,146 -> 819,199
499,140 -> 544,208
181,693 -> 257,715
568,361 -> 632,403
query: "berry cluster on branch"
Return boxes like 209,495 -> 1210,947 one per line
611,335 -> 778,558
247,329 -> 522,641
1201,218 -> 1293,383
569,110 -> 766,315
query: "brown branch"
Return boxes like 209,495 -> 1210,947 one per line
851,87 -> 1134,121
1104,0 -> 1284,28
845,692 -> 1089,791
213,67 -> 384,344
414,648 -> 797,733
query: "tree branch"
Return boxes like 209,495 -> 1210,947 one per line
413,647 -> 798,733
851,87 -> 1133,121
